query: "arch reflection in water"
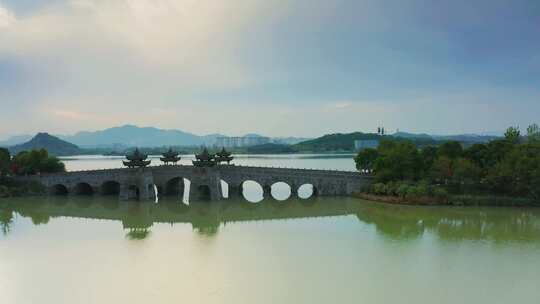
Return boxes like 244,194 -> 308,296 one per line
1,197 -> 540,244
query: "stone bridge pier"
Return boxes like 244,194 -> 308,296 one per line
118,170 -> 155,201
188,168 -> 223,201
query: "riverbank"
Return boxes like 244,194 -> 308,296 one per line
353,192 -> 539,207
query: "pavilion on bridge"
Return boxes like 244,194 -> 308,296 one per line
192,148 -> 217,167
160,148 -> 181,165
123,148 -> 151,168
215,147 -> 234,164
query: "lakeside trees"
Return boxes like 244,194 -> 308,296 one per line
355,125 -> 540,202
11,149 -> 65,175
0,149 -> 64,197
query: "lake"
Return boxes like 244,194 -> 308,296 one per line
1,154 -> 539,303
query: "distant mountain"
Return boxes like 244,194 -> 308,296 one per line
294,132 -> 382,152
393,132 -> 433,139
59,125 -> 225,148
0,134 -> 33,147
272,137 -> 312,145
243,133 -> 266,138
9,133 -> 82,156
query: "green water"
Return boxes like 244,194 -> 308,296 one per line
1,155 -> 539,303
1,196 -> 539,304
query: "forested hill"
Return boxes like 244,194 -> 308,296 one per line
293,132 -> 441,152
9,133 -> 82,156
293,132 -> 382,152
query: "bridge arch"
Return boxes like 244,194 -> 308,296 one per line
165,177 -> 186,197
50,184 -> 68,196
241,180 -> 264,203
298,183 -> 318,199
74,183 -> 94,196
101,181 -> 120,196
270,181 -> 291,201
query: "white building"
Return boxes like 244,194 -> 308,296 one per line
354,139 -> 379,151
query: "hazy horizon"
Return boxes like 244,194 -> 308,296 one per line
1,0 -> 539,138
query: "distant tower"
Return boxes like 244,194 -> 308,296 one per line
382,127 -> 385,135
377,127 -> 381,135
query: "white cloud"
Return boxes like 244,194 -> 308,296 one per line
0,3 -> 15,28
0,0 -> 276,89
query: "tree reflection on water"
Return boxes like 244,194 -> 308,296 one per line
1,196 -> 539,243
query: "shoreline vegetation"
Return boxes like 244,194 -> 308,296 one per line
353,193 -> 539,207
354,124 -> 540,207
0,148 -> 64,198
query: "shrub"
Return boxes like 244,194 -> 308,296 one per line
396,183 -> 409,198
432,187 -> 448,199
372,183 -> 387,195
416,180 -> 429,197
385,181 -> 397,196
406,186 -> 420,198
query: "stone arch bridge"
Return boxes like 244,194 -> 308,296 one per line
19,165 -> 373,201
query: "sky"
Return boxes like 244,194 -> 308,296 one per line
0,0 -> 539,139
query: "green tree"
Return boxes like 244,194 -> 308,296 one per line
485,139 -> 514,167
463,143 -> 489,169
431,156 -> 454,184
354,148 -> 378,173
420,146 -> 438,173
374,140 -> 422,182
504,126 -> 521,144
0,148 -> 10,176
437,141 -> 463,159
453,158 -> 482,185
12,149 -> 65,175
527,123 -> 540,142
487,142 -> 540,198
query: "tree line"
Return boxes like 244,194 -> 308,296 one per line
355,124 -> 540,203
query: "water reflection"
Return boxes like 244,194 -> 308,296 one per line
1,197 -> 540,243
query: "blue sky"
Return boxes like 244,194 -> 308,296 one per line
0,0 -> 539,138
